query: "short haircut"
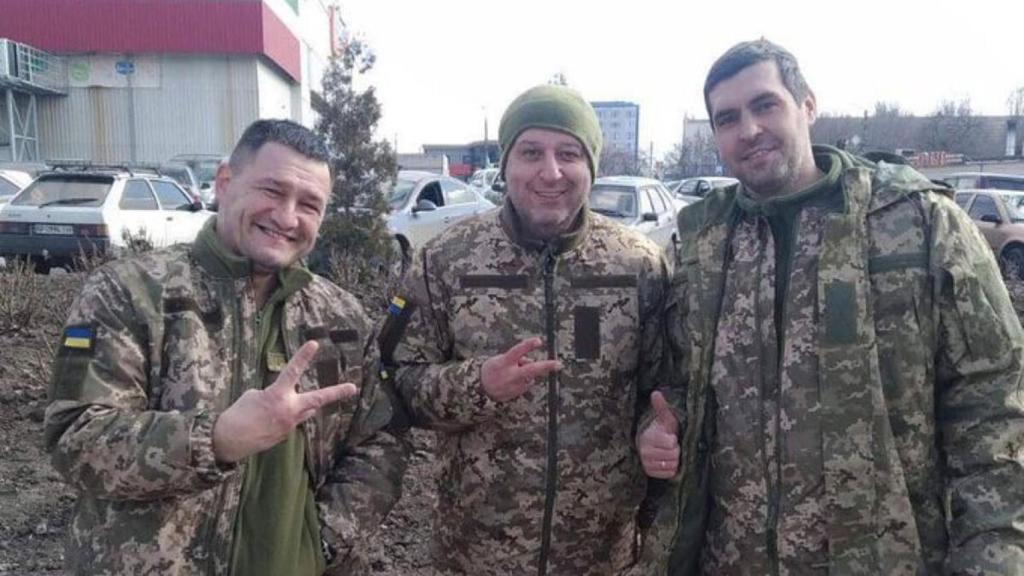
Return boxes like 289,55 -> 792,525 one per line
228,119 -> 330,171
703,39 -> 810,123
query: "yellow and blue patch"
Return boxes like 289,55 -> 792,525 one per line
63,326 -> 93,350
387,296 -> 407,316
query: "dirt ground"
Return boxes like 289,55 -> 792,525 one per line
3,271 -> 1024,575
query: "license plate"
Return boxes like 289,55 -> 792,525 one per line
32,224 -> 73,235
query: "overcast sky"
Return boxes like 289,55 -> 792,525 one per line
338,0 -> 1024,157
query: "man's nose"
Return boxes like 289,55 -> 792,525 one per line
271,201 -> 299,229
538,151 -> 562,181
737,112 -> 762,142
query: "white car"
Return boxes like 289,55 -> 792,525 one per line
589,176 -> 682,254
387,170 -> 496,258
0,169 -> 34,206
672,176 -> 738,201
0,167 -> 213,271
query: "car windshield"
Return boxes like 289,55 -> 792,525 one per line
11,177 -> 112,207
998,192 -> 1024,222
589,185 -> 636,219
388,176 -> 417,210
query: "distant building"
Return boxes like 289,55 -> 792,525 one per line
591,101 -> 639,165
0,0 -> 342,163
421,140 -> 499,179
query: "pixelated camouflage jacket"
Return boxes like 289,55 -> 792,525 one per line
638,145 -> 1024,575
44,227 -> 406,576
391,202 -> 670,575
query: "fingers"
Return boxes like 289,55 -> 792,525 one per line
502,337 -> 544,365
651,391 -> 679,434
642,455 -> 679,479
514,359 -> 561,382
268,340 -> 320,394
295,382 -> 359,420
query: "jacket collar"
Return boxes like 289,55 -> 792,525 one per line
498,197 -> 591,255
192,218 -> 312,292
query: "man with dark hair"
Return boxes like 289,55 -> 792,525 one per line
45,118 -> 406,575
636,39 -> 1024,574
387,84 -> 669,574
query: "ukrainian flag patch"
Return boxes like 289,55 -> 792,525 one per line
387,296 -> 407,316
63,326 -> 93,350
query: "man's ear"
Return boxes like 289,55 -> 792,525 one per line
803,89 -> 818,126
214,162 -> 232,202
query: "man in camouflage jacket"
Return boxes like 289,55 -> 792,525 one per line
44,120 -> 406,575
637,40 -> 1024,575
388,85 -> 669,574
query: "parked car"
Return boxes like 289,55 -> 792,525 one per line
0,164 -> 212,272
387,170 -> 496,260
168,153 -> 225,205
589,176 -> 682,254
672,176 -> 739,200
944,172 -> 1024,192
956,188 -> 1024,278
0,169 -> 34,206
159,163 -> 206,205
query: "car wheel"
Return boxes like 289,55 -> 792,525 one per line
1002,246 -> 1024,281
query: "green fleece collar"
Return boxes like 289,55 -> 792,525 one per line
193,218 -> 312,292
735,149 -> 844,217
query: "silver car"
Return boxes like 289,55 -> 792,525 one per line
387,170 -> 496,259
589,176 -> 682,255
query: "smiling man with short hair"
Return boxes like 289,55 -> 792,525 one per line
45,119 -> 406,576
636,39 -> 1024,575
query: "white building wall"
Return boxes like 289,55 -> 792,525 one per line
256,58 -> 293,120
37,54 -> 260,163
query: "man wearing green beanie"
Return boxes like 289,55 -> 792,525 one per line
385,84 -> 670,574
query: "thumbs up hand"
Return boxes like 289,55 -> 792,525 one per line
637,391 -> 680,479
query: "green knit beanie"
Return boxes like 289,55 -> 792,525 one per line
498,84 -> 602,180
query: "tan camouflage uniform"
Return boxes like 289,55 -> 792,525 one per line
44,231 -> 406,576
392,202 -> 669,575
639,146 -> 1024,575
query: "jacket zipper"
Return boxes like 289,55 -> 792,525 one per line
537,247 -> 558,576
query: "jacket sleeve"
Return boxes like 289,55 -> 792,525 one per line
390,246 -> 502,431
44,266 -> 232,501
319,333 -> 409,571
930,197 -> 1024,574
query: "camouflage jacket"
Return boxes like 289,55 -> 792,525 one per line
391,204 -> 669,575
639,146 -> 1024,575
44,232 -> 406,576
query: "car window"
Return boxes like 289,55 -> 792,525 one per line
646,186 -> 668,214
120,180 -> 159,211
11,176 -> 111,207
696,180 -> 711,195
638,187 -> 654,215
389,176 -> 417,210
968,194 -> 999,221
151,180 -> 192,210
997,192 -> 1024,222
417,181 -> 444,207
0,176 -> 18,200
590,185 -> 636,218
441,179 -> 474,205
678,180 -> 699,194
988,177 -> 1024,192
954,193 -> 972,209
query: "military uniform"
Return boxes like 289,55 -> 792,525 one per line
639,146 -> 1024,575
391,203 -> 669,575
44,223 -> 406,575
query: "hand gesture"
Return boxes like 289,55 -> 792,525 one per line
213,340 -> 359,463
637,391 -> 680,479
480,337 -> 561,402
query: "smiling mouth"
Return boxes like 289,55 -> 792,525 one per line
256,223 -> 296,242
743,147 -> 776,161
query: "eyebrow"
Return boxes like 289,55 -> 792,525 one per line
514,139 -> 582,151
